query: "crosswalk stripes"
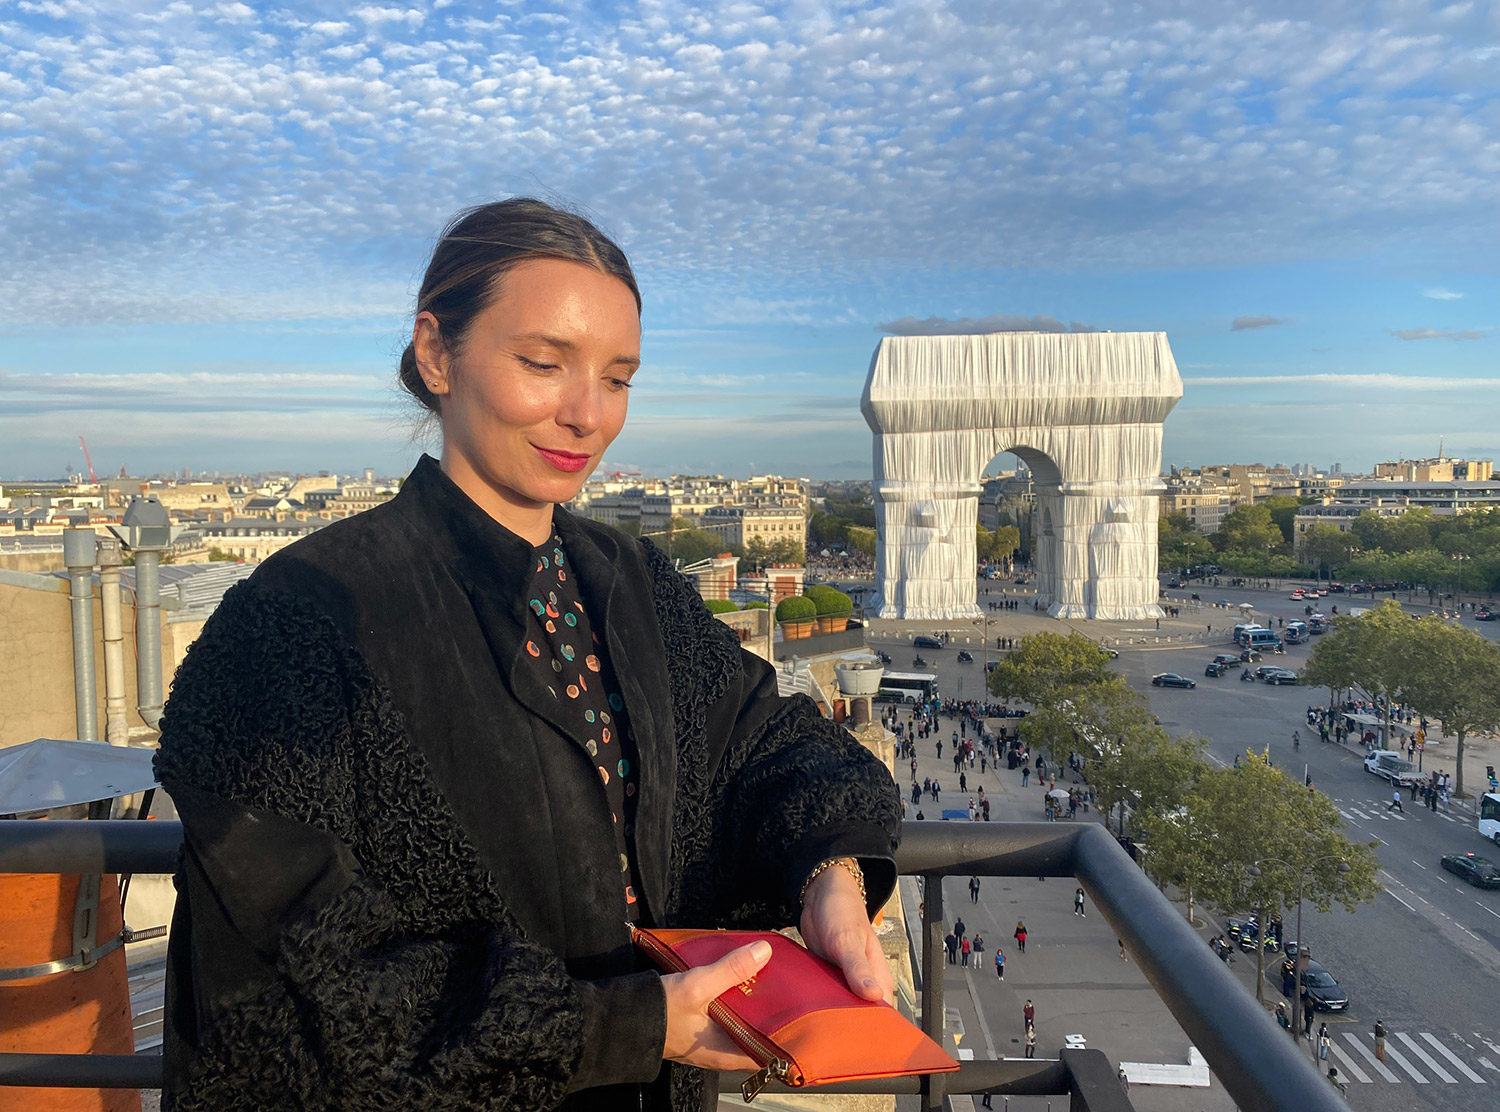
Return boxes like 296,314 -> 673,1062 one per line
1417,1032 -> 1486,1083
1338,1033 -> 1400,1082
1332,1031 -> 1491,1084
1394,1032 -> 1453,1082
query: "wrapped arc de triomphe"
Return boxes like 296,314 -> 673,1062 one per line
860,331 -> 1183,621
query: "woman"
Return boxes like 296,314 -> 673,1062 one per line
1014,920 -> 1027,953
153,199 -> 901,1112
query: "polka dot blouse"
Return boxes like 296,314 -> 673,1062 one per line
525,534 -> 644,919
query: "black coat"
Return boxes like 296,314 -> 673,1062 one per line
154,456 -> 899,1112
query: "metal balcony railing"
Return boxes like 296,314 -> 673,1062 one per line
0,819 -> 1348,1110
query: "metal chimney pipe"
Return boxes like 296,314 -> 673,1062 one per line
114,494 -> 172,732
134,548 -> 164,731
96,535 -> 130,746
62,528 -> 100,741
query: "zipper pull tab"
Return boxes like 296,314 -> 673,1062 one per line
740,1059 -> 789,1103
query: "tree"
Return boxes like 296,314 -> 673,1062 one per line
1262,495 -> 1306,548
1159,512 -> 1215,570
985,632 -> 1113,706
1144,753 -> 1379,1001
1398,619 -> 1500,798
1300,524 -> 1357,575
1303,599 -> 1412,745
845,526 -> 876,559
976,524 -> 1020,564
1214,503 -> 1285,556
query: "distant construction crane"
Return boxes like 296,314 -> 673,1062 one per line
78,435 -> 98,483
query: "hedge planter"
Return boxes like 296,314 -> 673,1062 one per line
804,585 -> 853,634
775,595 -> 817,640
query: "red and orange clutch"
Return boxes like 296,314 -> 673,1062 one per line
632,927 -> 958,1101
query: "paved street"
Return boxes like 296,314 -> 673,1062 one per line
865,575 -> 1500,1111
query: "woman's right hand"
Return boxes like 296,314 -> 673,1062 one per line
661,940 -> 773,1071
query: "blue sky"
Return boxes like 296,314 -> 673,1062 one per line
2,0 -> 1496,480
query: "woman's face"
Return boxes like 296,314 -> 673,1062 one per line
417,258 -> 640,543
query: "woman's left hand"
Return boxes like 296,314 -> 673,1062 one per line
798,860 -> 893,1005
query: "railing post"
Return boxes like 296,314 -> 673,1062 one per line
921,873 -> 947,1111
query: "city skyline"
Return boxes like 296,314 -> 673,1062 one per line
3,1 -> 1497,480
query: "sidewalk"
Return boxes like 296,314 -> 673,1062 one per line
898,710 -> 1239,1110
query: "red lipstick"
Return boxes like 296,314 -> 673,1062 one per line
535,446 -> 592,473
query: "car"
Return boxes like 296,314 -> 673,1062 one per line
956,649 -> 974,663
1440,852 -> 1500,888
1211,653 -> 1240,667
1205,661 -> 1229,677
1097,644 -> 1119,659
1151,673 -> 1196,689
913,634 -> 942,649
1239,647 -> 1262,663
1279,957 -> 1349,1011
1478,609 -> 1496,622
1289,590 -> 1306,600
1261,667 -> 1299,685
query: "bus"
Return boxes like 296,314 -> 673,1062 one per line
878,671 -> 938,703
1480,792 -> 1500,846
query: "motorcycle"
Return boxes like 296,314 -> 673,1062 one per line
1240,668 -> 1254,682
913,656 -> 928,668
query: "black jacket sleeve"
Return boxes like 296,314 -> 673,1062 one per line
154,582 -> 666,1112
641,545 -> 901,926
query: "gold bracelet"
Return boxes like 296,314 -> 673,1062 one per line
798,856 -> 867,909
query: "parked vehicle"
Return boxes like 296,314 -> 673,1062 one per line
1279,957 -> 1349,1011
1151,673 -> 1196,689
1440,852 -> 1500,889
1364,750 -> 1423,788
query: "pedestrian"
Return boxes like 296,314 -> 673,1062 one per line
1117,1066 -> 1129,1092
954,917 -> 966,943
1014,920 -> 1027,953
1387,788 -> 1403,812
960,936 -> 971,967
1023,999 -> 1035,1029
1024,1026 -> 1036,1059
1118,938 -> 1128,962
969,876 -> 981,904
1022,766 -> 1031,787
994,948 -> 1005,980
980,1092 -> 992,1110
1318,1023 -> 1330,1062
1326,1067 -> 1346,1095
1074,887 -> 1086,917
1302,992 -> 1316,1038
944,930 -> 957,964
1374,1018 -> 1386,1061
959,771 -> 968,793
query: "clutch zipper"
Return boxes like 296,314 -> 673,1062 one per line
631,927 -> 800,1102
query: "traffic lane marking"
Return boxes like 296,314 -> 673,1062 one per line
1341,1033 -> 1402,1082
1421,1033 -> 1486,1083
1395,1032 -> 1457,1082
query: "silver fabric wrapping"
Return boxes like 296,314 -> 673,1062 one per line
860,332 -> 1183,621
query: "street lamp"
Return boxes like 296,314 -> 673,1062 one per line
1250,856 -> 1350,1056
